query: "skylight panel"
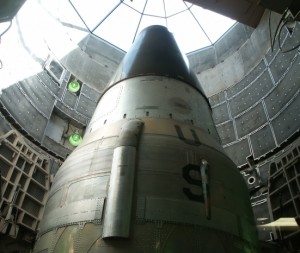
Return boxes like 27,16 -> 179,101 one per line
191,5 -> 235,43
164,0 -> 187,17
69,0 -> 236,53
144,0 -> 166,17
93,4 -> 140,50
168,10 -> 211,53
123,0 -> 147,13
70,0 -> 120,30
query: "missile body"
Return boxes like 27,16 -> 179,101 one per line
33,26 -> 259,252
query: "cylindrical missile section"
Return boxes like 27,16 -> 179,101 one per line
33,26 -> 259,253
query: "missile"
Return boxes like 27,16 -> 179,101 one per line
33,25 -> 259,253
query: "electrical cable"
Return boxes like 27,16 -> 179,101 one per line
0,20 -> 12,37
278,10 -> 300,53
0,170 -> 2,203
0,20 -> 12,69
269,10 -> 274,51
0,39 -> 2,69
270,8 -> 289,52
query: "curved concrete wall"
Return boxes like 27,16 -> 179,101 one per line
187,12 -> 300,167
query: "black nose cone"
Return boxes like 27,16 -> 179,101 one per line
109,25 -> 204,95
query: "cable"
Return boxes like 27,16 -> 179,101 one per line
270,8 -> 289,52
0,20 -> 12,69
278,10 -> 300,53
269,10 -> 274,51
0,38 -> 2,69
0,20 -> 12,37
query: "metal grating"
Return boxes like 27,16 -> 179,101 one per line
0,130 -> 50,239
268,138 -> 300,251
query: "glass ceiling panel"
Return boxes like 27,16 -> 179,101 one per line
69,0 -> 236,53
71,0 -> 120,30
191,6 -> 235,42
168,10 -> 211,52
164,0 -> 187,17
93,4 -> 141,50
144,0 -> 165,17
123,0 -> 147,13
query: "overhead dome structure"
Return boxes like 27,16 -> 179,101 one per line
69,0 -> 236,53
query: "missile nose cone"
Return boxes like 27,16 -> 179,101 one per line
109,25 -> 204,94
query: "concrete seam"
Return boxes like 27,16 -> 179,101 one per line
261,99 -> 278,147
247,134 -> 254,158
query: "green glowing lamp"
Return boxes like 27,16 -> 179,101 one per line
69,131 -> 82,146
68,80 -> 80,93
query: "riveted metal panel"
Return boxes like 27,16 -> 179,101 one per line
81,84 -> 101,102
272,93 -> 300,145
144,197 -> 239,236
212,102 -> 230,124
19,77 -> 56,118
0,85 -> 48,141
250,124 -> 276,159
209,91 -> 225,106
269,46 -> 298,84
88,77 -> 219,141
42,136 -> 71,159
136,196 -> 146,221
49,146 -> 113,193
224,139 -> 251,166
265,55 -> 300,119
63,91 -> 77,108
37,71 -> 63,98
76,95 -> 97,118
39,198 -> 104,234
235,102 -> 267,138
55,101 -> 88,126
217,121 -> 236,145
226,61 -> 266,98
229,70 -> 272,117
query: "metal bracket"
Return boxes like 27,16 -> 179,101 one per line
200,159 -> 210,220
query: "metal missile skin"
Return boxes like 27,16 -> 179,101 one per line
33,26 -> 259,253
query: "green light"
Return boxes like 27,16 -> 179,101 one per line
68,80 -> 80,93
69,132 -> 82,146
